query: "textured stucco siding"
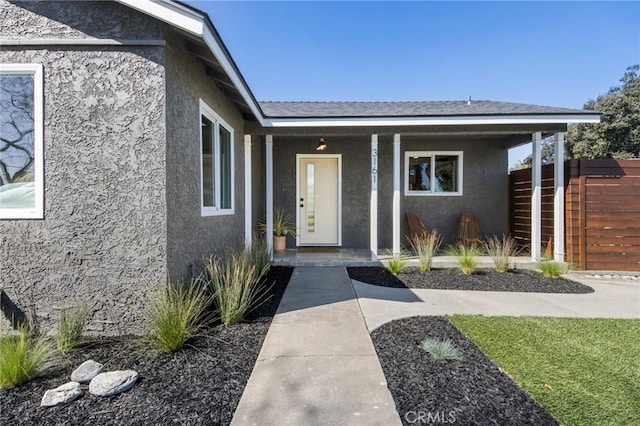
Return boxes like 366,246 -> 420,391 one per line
0,0 -> 164,40
270,135 -> 508,249
0,5 -> 167,334
165,33 -> 246,281
397,137 -> 509,246
272,136 -> 371,249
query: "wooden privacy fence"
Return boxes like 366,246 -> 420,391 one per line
509,159 -> 640,271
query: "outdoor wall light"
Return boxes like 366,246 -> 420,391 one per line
316,137 -> 327,151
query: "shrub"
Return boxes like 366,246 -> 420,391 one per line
484,235 -> 520,273
56,300 -> 88,351
407,230 -> 442,272
385,250 -> 407,276
538,261 -> 566,278
421,338 -> 464,362
146,279 -> 213,352
206,251 -> 272,327
447,244 -> 481,275
0,326 -> 55,389
248,236 -> 272,283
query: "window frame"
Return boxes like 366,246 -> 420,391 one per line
0,63 -> 44,219
404,151 -> 463,196
199,99 -> 234,216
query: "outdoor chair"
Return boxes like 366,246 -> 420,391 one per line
406,212 -> 428,239
456,213 -> 482,245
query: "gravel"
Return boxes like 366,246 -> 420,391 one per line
371,316 -> 558,425
0,267 -> 293,426
348,267 -> 594,293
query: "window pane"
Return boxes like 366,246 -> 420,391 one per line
408,156 -> 431,191
219,125 -> 232,209
306,163 -> 315,232
434,155 -> 458,192
201,115 -> 214,207
0,74 -> 35,209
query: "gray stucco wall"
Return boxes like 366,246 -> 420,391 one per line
1,1 -> 164,40
0,2 -> 167,334
164,32 -> 247,281
270,134 -> 508,250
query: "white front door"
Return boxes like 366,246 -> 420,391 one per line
297,155 -> 341,246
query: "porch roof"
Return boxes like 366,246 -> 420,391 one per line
259,100 -> 593,119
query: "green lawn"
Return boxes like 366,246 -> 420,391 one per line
449,316 -> 640,426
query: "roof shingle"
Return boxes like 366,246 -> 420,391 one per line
258,100 -> 593,118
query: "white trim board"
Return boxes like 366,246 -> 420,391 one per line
264,114 -> 600,128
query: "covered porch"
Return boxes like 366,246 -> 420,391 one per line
242,101 -> 600,262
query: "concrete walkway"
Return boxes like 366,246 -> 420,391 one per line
354,274 -> 640,331
231,267 -> 401,426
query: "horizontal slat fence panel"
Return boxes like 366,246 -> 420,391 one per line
509,159 -> 640,271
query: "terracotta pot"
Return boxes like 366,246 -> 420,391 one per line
273,235 -> 287,253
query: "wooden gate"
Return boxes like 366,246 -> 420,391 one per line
509,159 -> 640,271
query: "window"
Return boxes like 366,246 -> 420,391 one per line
0,64 -> 44,219
200,100 -> 234,215
405,151 -> 463,196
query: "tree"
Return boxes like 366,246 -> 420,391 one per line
0,74 -> 35,186
515,65 -> 640,168
567,65 -> 640,159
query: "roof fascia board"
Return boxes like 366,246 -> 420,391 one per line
115,0 -> 266,126
264,114 -> 601,128
116,0 -> 204,35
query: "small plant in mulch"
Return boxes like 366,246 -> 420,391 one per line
538,261 -> 566,278
145,279 -> 214,352
421,337 -> 464,362
385,250 -> 408,276
447,243 -> 481,275
206,249 -> 272,327
484,234 -> 521,273
56,300 -> 89,351
0,325 -> 55,389
407,230 -> 442,272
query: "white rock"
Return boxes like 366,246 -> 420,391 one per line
71,360 -> 105,383
89,370 -> 139,397
41,382 -> 82,407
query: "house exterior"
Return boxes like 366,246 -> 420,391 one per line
0,0 -> 600,332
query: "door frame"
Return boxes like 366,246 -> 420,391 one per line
295,153 -> 342,246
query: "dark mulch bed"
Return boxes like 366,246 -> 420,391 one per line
0,266 -> 293,426
348,267 -> 594,294
372,316 -> 558,425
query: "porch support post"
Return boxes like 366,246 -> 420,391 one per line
531,131 -> 542,261
370,134 -> 378,260
266,135 -> 274,257
393,134 -> 401,256
553,132 -> 566,262
244,134 -> 252,250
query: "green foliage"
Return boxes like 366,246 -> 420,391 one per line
447,244 -> 481,275
537,260 -> 566,278
516,65 -> 639,168
56,301 -> 88,351
146,279 -> 214,352
568,65 -> 640,160
259,207 -> 297,237
385,250 -> 407,276
421,338 -> 464,362
248,236 -> 272,283
206,250 -> 271,327
407,230 -> 442,272
0,326 -> 55,389
484,235 -> 520,273
450,316 -> 640,426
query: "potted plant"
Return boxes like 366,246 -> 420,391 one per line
259,207 -> 297,253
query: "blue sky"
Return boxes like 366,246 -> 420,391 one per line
187,1 -> 640,166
